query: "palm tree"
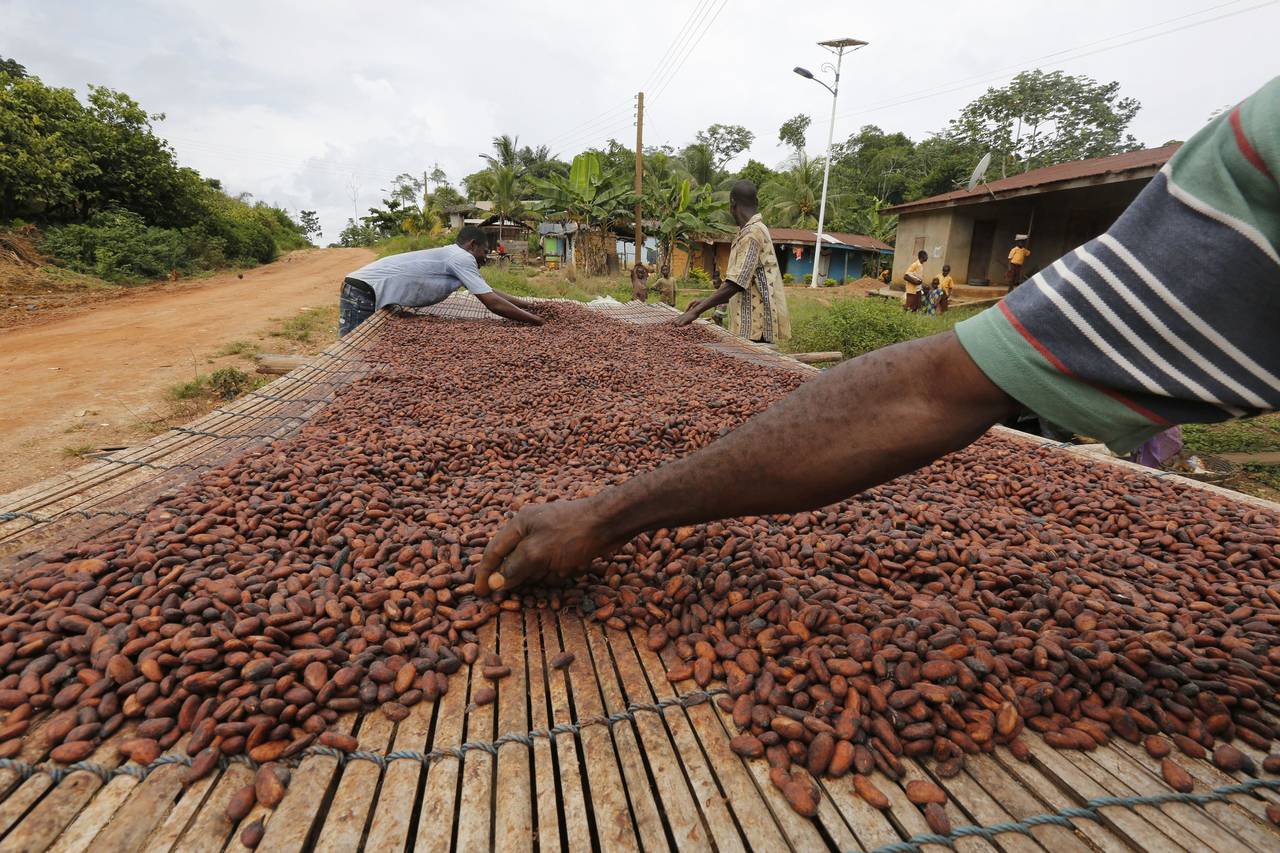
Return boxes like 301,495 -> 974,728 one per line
676,143 -> 717,188
482,135 -> 520,170
760,153 -> 836,229
489,165 -> 525,244
531,152 -> 633,275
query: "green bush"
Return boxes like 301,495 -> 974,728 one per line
41,211 -> 187,280
782,272 -> 795,283
786,296 -> 983,357
376,230 -> 457,258
685,265 -> 711,285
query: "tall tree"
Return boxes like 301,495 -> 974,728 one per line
947,70 -> 1141,174
676,143 -> 717,188
299,210 -> 321,241
760,153 -> 835,229
778,114 -> 811,154
695,123 -> 755,170
482,134 -> 520,170
643,174 -> 728,275
735,159 -> 775,190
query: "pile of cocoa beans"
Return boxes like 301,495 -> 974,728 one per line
2,303 -> 1279,828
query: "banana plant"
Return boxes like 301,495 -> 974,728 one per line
530,152 -> 634,274
644,173 -> 728,276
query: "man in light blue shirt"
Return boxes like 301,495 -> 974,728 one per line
339,225 -> 543,335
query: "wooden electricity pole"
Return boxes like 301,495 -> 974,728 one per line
633,91 -> 644,268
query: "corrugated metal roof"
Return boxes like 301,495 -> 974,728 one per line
695,228 -> 892,252
768,228 -> 893,252
881,143 -> 1180,216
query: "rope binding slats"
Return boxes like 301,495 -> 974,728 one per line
0,688 -> 726,783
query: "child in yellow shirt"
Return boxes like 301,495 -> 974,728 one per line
937,264 -> 954,313
902,250 -> 927,312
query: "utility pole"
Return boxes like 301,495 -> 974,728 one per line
634,91 -> 644,269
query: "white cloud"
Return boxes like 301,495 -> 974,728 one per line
4,0 -> 1277,242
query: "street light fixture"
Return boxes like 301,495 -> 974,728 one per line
794,37 -> 867,288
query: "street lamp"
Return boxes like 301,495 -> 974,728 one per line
794,37 -> 867,288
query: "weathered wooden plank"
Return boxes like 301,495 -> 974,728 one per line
0,776 -> 52,839
523,608 -> 562,853
610,626 -> 740,852
137,761 -> 221,853
169,763 -> 253,853
413,649 -> 471,853
362,697 -> 437,851
313,711 -> 397,853
893,760 -> 996,853
909,758 -> 1045,853
47,774 -> 139,853
556,612 -> 640,853
3,739 -> 122,853
990,746 -> 1133,853
494,609 -> 533,853
454,619 -> 498,853
1107,738 -> 1278,851
254,713 -> 357,852
961,752 -> 1092,853
641,640 -> 791,852
1062,746 -> 1218,852
538,609 -> 591,853
817,773 -> 905,851
1023,736 -> 1187,852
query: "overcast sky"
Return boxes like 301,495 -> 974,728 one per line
4,0 -> 1277,241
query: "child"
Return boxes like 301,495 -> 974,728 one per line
937,264 -> 954,313
902,250 -> 926,312
923,277 -> 941,315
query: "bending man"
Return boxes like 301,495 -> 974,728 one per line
339,225 -> 543,335
476,76 -> 1280,594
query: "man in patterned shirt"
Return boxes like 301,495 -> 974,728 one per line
477,77 -> 1280,593
675,181 -> 791,344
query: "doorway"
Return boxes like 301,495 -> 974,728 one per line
967,219 -> 996,283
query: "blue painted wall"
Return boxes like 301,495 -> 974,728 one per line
778,245 -> 883,282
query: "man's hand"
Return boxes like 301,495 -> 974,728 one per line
476,499 -> 623,595
674,300 -> 704,326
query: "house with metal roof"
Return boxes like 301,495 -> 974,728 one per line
881,143 -> 1180,287
673,227 -> 893,284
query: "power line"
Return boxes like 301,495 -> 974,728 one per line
815,0 -> 1277,130
650,0 -> 728,103
545,0 -> 712,149
640,0 -> 714,93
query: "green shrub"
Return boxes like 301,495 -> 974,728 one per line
41,211 -> 187,281
209,366 -> 253,399
786,296 -> 982,357
782,272 -> 795,283
686,266 -> 711,285
376,230 -> 457,257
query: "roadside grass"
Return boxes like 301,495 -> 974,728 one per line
61,443 -> 97,459
216,339 -> 259,357
1181,414 -> 1280,454
270,305 -> 338,343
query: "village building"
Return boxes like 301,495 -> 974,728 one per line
672,227 -> 893,284
881,143 -> 1179,286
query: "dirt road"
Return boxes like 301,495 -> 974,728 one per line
0,247 -> 374,495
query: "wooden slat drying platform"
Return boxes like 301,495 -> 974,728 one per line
2,297 -> 1280,852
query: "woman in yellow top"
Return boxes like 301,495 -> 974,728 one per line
902,250 -> 927,312
937,264 -> 954,313
1006,236 -> 1030,287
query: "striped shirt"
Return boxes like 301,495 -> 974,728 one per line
956,76 -> 1280,453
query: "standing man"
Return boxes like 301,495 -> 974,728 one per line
1006,235 -> 1031,288
675,181 -> 790,344
339,225 -> 543,335
475,75 -> 1280,594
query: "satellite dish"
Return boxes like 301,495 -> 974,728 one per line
966,152 -> 992,192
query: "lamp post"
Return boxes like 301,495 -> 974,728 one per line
794,37 -> 867,288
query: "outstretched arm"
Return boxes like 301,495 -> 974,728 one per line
477,330 -> 1017,593
675,281 -> 741,326
476,291 -> 544,325
491,289 -> 537,311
